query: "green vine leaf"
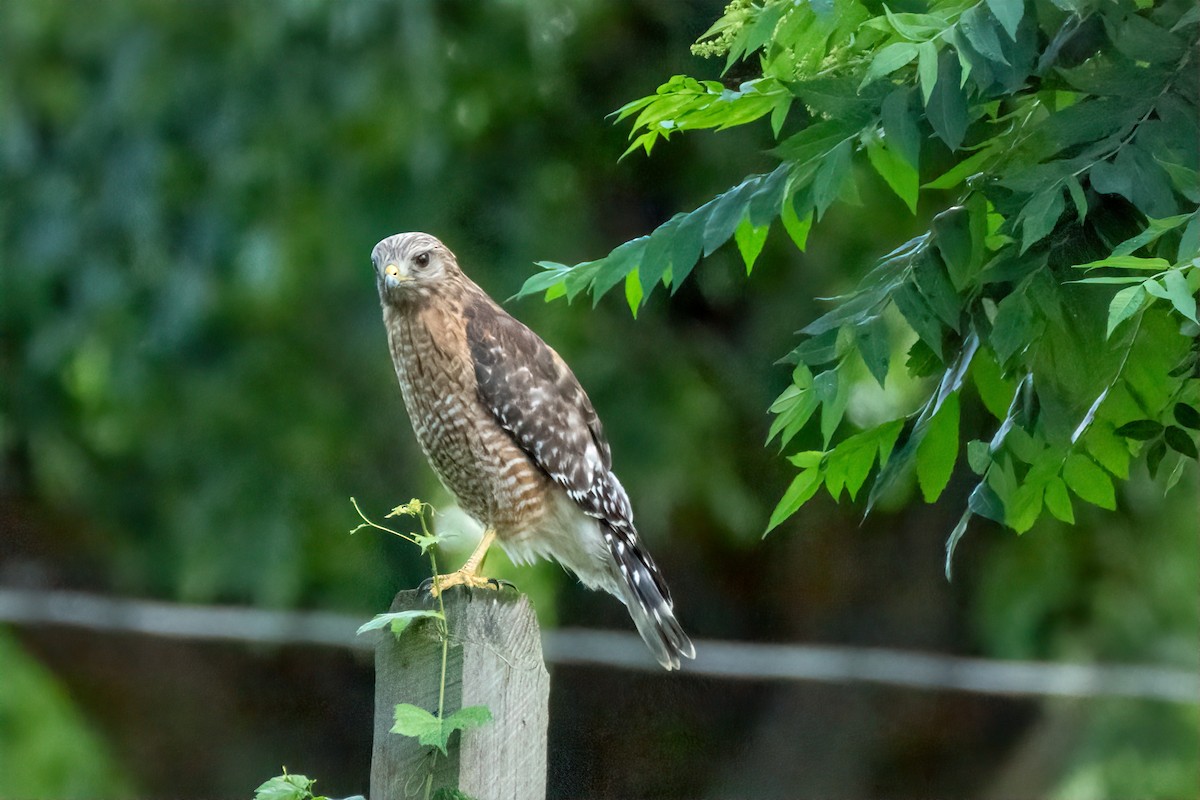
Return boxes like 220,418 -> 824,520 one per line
254,771 -> 327,800
357,610 -> 444,639
391,704 -> 494,756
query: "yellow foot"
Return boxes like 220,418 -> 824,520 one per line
422,527 -> 503,597
424,570 -> 507,597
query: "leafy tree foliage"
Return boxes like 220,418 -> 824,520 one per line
518,0 -> 1200,566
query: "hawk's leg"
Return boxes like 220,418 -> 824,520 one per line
427,527 -> 502,597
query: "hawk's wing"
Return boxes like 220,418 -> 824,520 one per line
465,295 -> 625,524
464,295 -> 692,668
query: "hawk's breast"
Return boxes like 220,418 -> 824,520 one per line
385,300 -> 552,535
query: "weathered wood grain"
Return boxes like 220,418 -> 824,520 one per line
370,588 -> 548,800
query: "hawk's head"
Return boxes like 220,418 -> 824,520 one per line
372,232 -> 461,304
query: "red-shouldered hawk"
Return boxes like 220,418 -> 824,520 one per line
372,232 -> 694,670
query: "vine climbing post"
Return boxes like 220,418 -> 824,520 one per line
370,588 -> 549,800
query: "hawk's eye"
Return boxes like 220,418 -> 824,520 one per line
413,251 -> 431,269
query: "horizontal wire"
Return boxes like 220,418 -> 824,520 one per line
545,629 -> 1199,702
0,587 -> 1194,703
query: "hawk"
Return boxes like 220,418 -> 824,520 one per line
372,232 -> 695,670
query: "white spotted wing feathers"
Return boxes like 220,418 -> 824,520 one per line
465,297 -> 694,669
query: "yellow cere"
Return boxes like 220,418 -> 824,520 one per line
385,263 -> 400,277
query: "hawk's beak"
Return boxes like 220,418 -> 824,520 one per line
383,263 -> 411,289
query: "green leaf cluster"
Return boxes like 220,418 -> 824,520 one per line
253,770 -> 327,800
522,0 -> 1200,559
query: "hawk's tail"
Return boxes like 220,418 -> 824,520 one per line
602,522 -> 695,670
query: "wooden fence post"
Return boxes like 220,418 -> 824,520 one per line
370,588 -> 549,800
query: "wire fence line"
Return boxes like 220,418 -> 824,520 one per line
1,587 -> 1195,703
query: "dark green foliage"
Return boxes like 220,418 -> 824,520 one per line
516,0 -> 1200,557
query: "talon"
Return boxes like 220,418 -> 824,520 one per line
425,569 -> 505,597
486,577 -> 516,591
417,528 -> 502,598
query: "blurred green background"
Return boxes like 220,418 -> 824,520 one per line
0,1 -> 1195,798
